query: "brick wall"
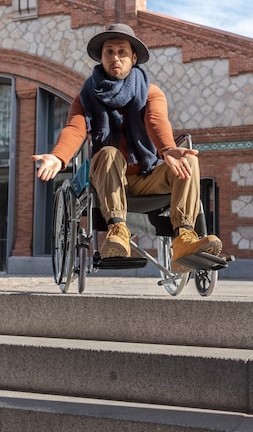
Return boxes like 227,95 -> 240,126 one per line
200,150 -> 252,258
12,78 -> 37,256
0,49 -> 83,99
176,125 -> 253,143
137,11 -> 253,76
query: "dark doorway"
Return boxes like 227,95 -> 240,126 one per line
0,169 -> 8,271
200,177 -> 219,236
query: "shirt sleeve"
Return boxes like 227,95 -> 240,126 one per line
144,84 -> 176,157
51,94 -> 87,169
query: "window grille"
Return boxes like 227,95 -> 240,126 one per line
0,84 -> 11,166
14,0 -> 37,18
18,0 -> 29,13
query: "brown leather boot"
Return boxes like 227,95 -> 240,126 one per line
101,222 -> 131,258
172,228 -> 222,273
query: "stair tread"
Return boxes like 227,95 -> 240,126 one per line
0,335 -> 252,359
0,389 -> 253,430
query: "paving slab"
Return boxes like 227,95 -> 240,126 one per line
0,275 -> 252,298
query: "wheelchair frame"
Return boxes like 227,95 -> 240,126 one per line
51,134 -> 232,296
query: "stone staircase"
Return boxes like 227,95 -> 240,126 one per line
0,288 -> 253,431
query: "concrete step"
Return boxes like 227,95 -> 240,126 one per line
1,390 -> 253,432
1,282 -> 253,430
0,292 -> 252,349
0,335 -> 253,413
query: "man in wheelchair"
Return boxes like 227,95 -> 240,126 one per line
31,23 -> 222,274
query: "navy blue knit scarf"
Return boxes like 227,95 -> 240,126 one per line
80,64 -> 159,174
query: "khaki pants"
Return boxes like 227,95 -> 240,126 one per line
89,146 -> 200,230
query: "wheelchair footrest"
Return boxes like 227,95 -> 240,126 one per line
178,252 -> 230,271
94,256 -> 148,270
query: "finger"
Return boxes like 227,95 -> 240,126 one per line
184,149 -> 199,156
171,164 -> 186,179
31,154 -> 43,162
182,160 -> 192,178
37,165 -> 47,178
50,170 -> 59,179
41,169 -> 54,182
181,165 -> 191,179
177,166 -> 188,180
182,157 -> 192,175
173,161 -> 191,180
45,172 -> 53,181
37,165 -> 54,180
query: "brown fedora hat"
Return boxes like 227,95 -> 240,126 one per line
87,23 -> 149,64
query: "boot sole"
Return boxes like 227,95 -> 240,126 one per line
172,238 -> 222,274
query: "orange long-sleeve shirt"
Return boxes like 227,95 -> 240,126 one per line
52,83 -> 176,175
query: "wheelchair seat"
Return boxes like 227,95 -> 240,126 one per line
127,194 -> 170,213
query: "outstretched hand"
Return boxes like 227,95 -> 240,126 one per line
31,154 -> 62,181
162,147 -> 199,180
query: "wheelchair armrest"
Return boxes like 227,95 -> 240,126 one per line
175,134 -> 192,149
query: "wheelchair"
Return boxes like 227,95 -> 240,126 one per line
51,134 -> 232,297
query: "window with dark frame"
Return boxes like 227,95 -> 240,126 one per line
34,89 -> 70,256
0,81 -> 12,272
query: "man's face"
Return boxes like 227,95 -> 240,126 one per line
101,39 -> 137,79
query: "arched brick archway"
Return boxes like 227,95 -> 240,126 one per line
0,48 -> 85,99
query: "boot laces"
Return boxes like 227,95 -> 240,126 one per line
109,223 -> 129,237
181,229 -> 198,243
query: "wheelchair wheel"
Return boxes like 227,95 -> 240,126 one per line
77,224 -> 91,294
78,244 -> 87,293
52,182 -> 77,293
75,188 -> 92,293
161,272 -> 190,296
157,236 -> 190,296
194,269 -> 218,296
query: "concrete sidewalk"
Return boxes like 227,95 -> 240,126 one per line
0,274 -> 252,299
